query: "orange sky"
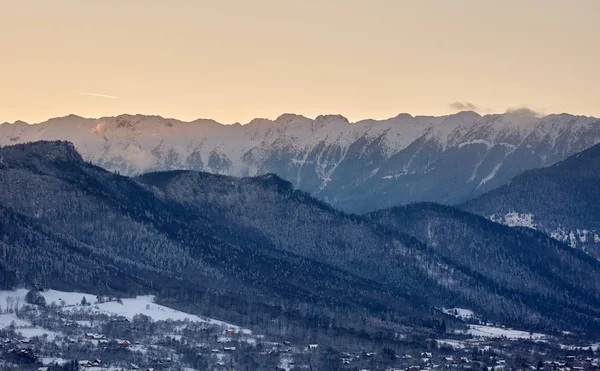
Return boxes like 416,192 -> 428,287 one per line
1,0 -> 599,124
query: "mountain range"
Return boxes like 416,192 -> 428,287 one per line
2,111 -> 599,213
2,141 -> 600,337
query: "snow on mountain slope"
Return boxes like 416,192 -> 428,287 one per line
1,112 -> 599,212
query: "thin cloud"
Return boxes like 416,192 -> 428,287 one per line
505,106 -> 540,117
449,101 -> 478,111
77,91 -> 118,99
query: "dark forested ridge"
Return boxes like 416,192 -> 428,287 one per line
366,203 -> 600,332
1,141 -> 600,343
0,141 -> 449,344
137,167 -> 600,333
461,142 -> 600,258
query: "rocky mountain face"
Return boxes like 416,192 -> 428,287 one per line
2,112 -> 599,212
462,143 -> 600,259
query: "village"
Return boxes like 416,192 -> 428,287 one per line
0,289 -> 598,370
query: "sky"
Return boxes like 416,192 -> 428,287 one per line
1,0 -> 599,124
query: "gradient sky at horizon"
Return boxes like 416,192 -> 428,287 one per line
1,0 -> 599,124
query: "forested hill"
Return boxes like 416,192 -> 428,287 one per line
366,203 -> 600,331
2,141 -> 600,337
0,141 -> 449,342
461,142 -> 600,258
137,168 -> 600,332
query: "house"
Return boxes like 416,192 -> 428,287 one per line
309,343 -> 319,350
421,352 -> 433,358
121,340 -> 131,347
225,328 -> 236,335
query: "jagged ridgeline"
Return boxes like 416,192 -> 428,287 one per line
2,141 -> 600,339
1,112 -> 599,213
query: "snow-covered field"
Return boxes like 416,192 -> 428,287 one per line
464,325 -> 547,340
441,307 -> 476,320
0,288 -> 251,334
0,312 -> 59,340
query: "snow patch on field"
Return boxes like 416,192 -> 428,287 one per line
0,312 -> 59,340
42,290 -> 97,307
464,325 -> 546,340
0,313 -> 32,328
442,308 -> 475,319
0,288 -> 250,333
18,327 -> 61,340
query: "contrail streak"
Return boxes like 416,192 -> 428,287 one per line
77,91 -> 118,99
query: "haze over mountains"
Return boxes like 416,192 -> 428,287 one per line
2,111 -> 599,213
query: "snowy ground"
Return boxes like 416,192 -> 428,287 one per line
441,307 -> 476,320
0,312 -> 59,340
0,288 -> 252,334
560,343 -> 600,351
463,324 -> 547,340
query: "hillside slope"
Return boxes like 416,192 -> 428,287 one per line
366,203 -> 600,331
461,142 -> 600,257
0,141 -> 447,341
137,170 -> 600,332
